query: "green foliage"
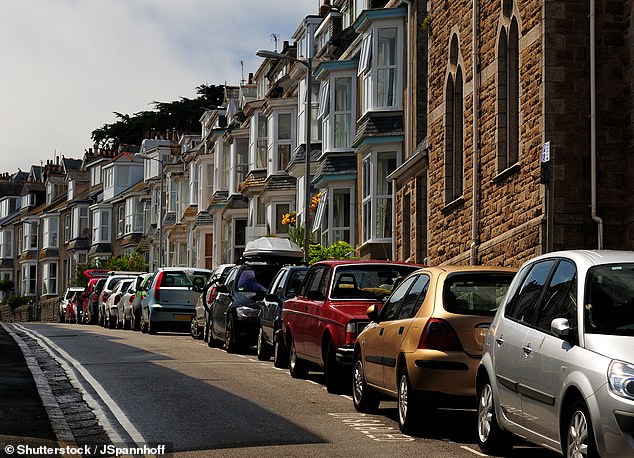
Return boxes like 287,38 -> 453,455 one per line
308,241 -> 356,264
91,84 -> 225,150
104,253 -> 148,273
0,278 -> 14,293
4,294 -> 29,310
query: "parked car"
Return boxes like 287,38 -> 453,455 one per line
352,265 -> 516,433
86,277 -> 107,324
282,260 -> 419,393
99,272 -> 144,328
59,286 -> 85,323
117,273 -> 154,330
476,250 -> 634,457
208,237 -> 303,352
256,265 -> 309,365
106,279 -> 134,329
191,264 -> 234,340
141,267 -> 212,335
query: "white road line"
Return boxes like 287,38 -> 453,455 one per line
461,445 -> 487,456
15,324 -> 146,447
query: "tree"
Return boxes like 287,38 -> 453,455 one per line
91,84 -> 224,150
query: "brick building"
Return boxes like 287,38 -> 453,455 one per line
393,0 -> 634,267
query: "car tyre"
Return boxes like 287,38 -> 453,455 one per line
476,376 -> 513,455
191,317 -> 202,340
140,314 -> 148,333
273,337 -> 288,368
324,340 -> 346,394
397,369 -> 421,435
203,314 -> 210,343
224,314 -> 236,353
564,401 -> 598,458
108,315 -> 116,329
148,318 -> 158,335
257,327 -> 272,361
289,338 -> 308,379
352,352 -> 380,413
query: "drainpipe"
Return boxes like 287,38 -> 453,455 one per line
590,0 -> 604,249
470,0 -> 480,265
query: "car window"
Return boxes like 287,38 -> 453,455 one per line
330,264 -> 418,300
379,275 -> 418,321
236,266 -> 270,293
505,260 -> 557,324
443,273 -> 514,316
271,270 -> 287,296
535,260 -> 577,332
302,266 -> 329,296
397,274 -> 430,319
285,269 -> 308,298
223,268 -> 239,289
585,263 -> 634,336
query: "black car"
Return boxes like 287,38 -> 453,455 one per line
256,265 -> 309,366
191,264 -> 234,341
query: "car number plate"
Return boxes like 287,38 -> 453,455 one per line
175,314 -> 191,321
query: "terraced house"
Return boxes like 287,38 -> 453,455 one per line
3,0 -> 634,307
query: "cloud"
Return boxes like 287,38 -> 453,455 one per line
0,0 -> 318,172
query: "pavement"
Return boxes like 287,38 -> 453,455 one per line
0,323 -> 113,458
0,323 -> 58,455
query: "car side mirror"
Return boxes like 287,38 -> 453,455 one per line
551,318 -> 572,338
367,304 -> 380,323
306,290 -> 325,302
216,284 -> 229,294
264,293 -> 278,302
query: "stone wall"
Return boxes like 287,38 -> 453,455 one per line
0,297 -> 59,323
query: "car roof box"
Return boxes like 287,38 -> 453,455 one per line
242,237 -> 303,262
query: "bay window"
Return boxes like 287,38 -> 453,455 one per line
125,197 -> 144,234
72,206 -> 89,239
21,263 -> 36,296
92,208 -> 111,243
22,222 -> 37,251
361,150 -> 397,243
276,113 -> 293,172
189,162 -> 199,205
0,229 -> 12,258
42,216 -> 58,249
42,262 -> 58,296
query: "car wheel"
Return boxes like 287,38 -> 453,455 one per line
108,315 -> 116,329
123,315 -> 131,330
224,314 -> 236,353
203,314 -> 209,343
148,318 -> 158,335
289,338 -> 308,379
190,317 -> 199,340
564,401 -> 598,458
324,340 -> 345,394
397,369 -> 421,435
257,327 -> 271,361
140,314 -> 148,333
352,352 -> 380,413
476,376 -> 513,455
59,310 -> 64,323
273,337 -> 288,368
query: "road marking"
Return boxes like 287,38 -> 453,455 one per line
461,445 -> 487,456
329,413 -> 415,442
15,324 -> 146,448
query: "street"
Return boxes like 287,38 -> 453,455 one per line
8,323 -> 558,457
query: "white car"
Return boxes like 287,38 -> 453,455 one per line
59,287 -> 85,323
105,279 -> 134,329
477,250 -> 634,457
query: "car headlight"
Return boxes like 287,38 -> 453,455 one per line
608,360 -> 634,400
235,306 -> 260,318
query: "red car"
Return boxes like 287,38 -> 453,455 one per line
281,260 -> 419,393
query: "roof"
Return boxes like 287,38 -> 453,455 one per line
352,113 -> 404,148
313,155 -> 357,184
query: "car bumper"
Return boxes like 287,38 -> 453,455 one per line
336,344 -> 355,365
233,316 -> 259,346
148,305 -> 195,325
405,350 -> 479,399
591,386 -> 634,455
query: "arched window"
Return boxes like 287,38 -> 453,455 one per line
497,7 -> 520,171
445,35 -> 464,204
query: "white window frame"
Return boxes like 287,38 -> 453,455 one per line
125,197 -> 144,234
271,111 -> 295,173
117,205 -> 125,237
189,162 -> 199,205
42,215 -> 59,249
22,222 -> 37,251
361,149 -> 398,243
21,263 -> 36,296
0,229 -> 12,258
42,262 -> 58,296
233,138 -> 248,194
92,208 -> 112,243
72,206 -> 89,239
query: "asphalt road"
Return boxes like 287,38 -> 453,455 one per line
10,323 -> 559,457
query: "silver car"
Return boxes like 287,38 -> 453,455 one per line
141,267 -> 212,335
477,250 -> 634,457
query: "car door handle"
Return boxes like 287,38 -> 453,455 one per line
495,336 -> 504,346
304,306 -> 309,311
398,326 -> 404,335
523,343 -> 532,356
379,328 -> 384,336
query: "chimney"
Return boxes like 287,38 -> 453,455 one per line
320,0 -> 331,16
248,72 -> 254,84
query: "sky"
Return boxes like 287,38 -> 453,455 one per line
0,0 -> 320,174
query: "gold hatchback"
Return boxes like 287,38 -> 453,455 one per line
352,266 -> 516,434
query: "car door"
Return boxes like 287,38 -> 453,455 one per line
380,273 -> 430,390
520,259 -> 577,441
361,274 -> 420,388
260,269 -> 287,343
211,267 -> 238,338
492,259 -> 556,428
304,266 -> 331,364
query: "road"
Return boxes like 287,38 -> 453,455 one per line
11,323 -> 558,457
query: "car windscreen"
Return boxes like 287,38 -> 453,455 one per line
236,265 -> 278,294
586,263 -> 634,336
443,273 -> 515,316
330,265 -> 419,301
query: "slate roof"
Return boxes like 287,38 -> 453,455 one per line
264,173 -> 296,191
352,113 -> 404,147
225,195 -> 249,210
313,155 -> 358,183
194,210 -> 213,226
289,143 -> 321,167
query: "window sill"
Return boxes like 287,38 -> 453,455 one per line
492,163 -> 521,184
442,196 -> 465,214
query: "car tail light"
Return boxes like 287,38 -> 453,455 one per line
101,291 -> 109,302
129,294 -> 135,304
154,271 -> 163,301
207,286 -> 217,304
345,322 -> 357,345
418,318 -> 463,351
